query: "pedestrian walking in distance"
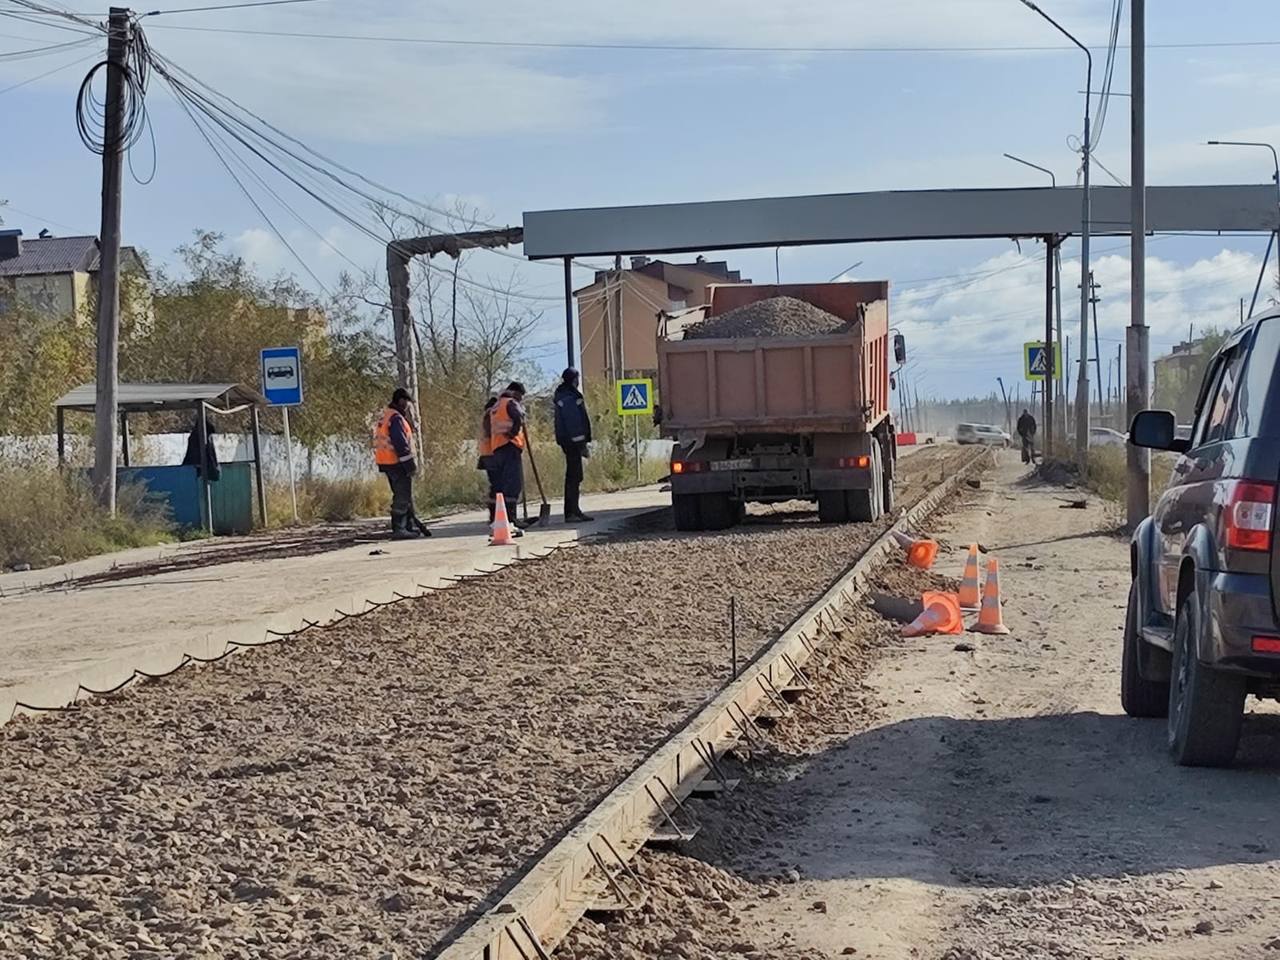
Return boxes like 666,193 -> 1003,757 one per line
554,368 -> 594,523
1016,408 -> 1038,464
373,387 -> 422,540
488,381 -> 528,532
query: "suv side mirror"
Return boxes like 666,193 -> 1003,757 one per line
1130,409 -> 1188,453
893,333 -> 907,365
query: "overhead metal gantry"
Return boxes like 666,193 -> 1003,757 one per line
522,182 -> 1280,468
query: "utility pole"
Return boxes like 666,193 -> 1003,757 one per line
1127,0 -> 1151,527
1088,273 -> 1103,411
1043,235 -> 1055,456
92,7 -> 131,512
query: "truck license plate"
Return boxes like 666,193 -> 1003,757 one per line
711,458 -> 752,472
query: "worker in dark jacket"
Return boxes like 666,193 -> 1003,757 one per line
1016,408 -> 1037,464
182,419 -> 221,481
553,368 -> 593,522
488,382 -> 528,530
373,387 -> 422,539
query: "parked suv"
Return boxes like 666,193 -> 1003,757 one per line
956,423 -> 1010,447
1126,308 -> 1280,766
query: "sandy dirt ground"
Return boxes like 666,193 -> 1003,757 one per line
0,446 -> 975,960
565,452 -> 1280,960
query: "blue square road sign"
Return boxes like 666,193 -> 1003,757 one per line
260,346 -> 303,406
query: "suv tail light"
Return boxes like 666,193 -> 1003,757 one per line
1225,481 -> 1276,551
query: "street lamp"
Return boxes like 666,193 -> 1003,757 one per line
1206,140 -> 1280,315
1018,0 -> 1092,468
1005,152 -> 1066,450
1003,152 -> 1056,187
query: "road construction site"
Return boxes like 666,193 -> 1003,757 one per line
5,443 -> 1279,960
0,443 -> 972,959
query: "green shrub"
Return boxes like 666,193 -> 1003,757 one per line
0,462 -> 173,569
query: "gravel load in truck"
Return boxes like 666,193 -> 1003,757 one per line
683,295 -> 853,340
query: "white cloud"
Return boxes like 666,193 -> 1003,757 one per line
895,242 -> 1273,395
138,0 -> 1108,144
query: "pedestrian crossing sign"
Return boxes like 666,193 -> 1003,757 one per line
1024,341 -> 1060,382
615,377 -> 654,416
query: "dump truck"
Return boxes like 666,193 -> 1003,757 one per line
655,281 -> 901,531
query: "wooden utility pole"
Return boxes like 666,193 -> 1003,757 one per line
92,7 -> 131,512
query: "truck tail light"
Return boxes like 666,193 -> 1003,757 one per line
671,461 -> 703,474
837,456 -> 871,469
1225,481 -> 1275,551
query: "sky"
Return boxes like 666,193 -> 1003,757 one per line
3,0 -> 1279,399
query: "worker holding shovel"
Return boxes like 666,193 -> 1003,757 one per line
488,382 -> 529,531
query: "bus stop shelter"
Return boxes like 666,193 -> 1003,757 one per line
54,382 -> 270,534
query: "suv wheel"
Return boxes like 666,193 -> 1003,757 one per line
1121,581 -> 1168,718
1167,588 -> 1246,767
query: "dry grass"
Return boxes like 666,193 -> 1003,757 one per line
1046,445 -> 1178,506
0,461 -> 173,569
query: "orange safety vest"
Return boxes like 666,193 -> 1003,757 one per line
489,396 -> 525,451
477,408 -> 495,459
373,407 -> 414,466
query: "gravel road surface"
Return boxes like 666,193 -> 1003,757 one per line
566,453 -> 1280,960
0,445 -> 976,959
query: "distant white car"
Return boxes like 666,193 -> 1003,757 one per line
956,423 -> 1011,447
1089,427 -> 1128,448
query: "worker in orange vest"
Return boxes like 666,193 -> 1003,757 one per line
476,395 -> 500,523
487,381 -> 527,529
373,387 -> 428,539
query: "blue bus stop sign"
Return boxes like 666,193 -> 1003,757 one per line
260,346 -> 303,406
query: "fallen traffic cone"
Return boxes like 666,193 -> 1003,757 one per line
957,544 -> 981,610
972,557 -> 1010,635
490,493 -> 515,545
891,529 -> 939,570
901,591 -> 964,637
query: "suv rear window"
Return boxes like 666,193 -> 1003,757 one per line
1233,317 -> 1280,438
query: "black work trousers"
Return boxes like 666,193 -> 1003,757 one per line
383,464 -> 414,531
561,443 -> 584,517
490,442 -> 523,512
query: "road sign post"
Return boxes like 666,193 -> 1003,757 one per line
616,378 -> 654,481
261,346 -> 303,523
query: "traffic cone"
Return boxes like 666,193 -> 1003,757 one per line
891,529 -> 939,570
490,493 -> 515,546
901,591 -> 964,637
972,558 -> 1010,635
957,544 -> 982,611
908,539 -> 940,570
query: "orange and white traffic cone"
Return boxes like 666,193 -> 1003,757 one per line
972,557 -> 1010,634
957,544 -> 981,611
490,493 -> 515,546
901,591 -> 964,637
891,529 -> 939,570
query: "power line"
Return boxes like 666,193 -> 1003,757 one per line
140,24 -> 1280,54
0,45 -> 95,94
140,0 -> 321,16
0,32 -> 94,57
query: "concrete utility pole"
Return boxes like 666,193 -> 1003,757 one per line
1088,273 -> 1103,410
1127,0 -> 1151,527
92,7 -> 131,512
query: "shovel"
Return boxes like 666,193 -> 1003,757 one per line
521,427 -> 553,526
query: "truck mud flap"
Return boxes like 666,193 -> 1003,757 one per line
809,467 -> 874,491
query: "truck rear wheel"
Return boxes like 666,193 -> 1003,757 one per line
672,494 -> 702,531
881,445 -> 896,515
700,493 -> 736,530
847,446 -> 884,522
817,491 -> 848,523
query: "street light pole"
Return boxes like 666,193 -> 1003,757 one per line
1019,0 -> 1092,469
1206,140 -> 1280,312
1004,153 -> 1062,456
